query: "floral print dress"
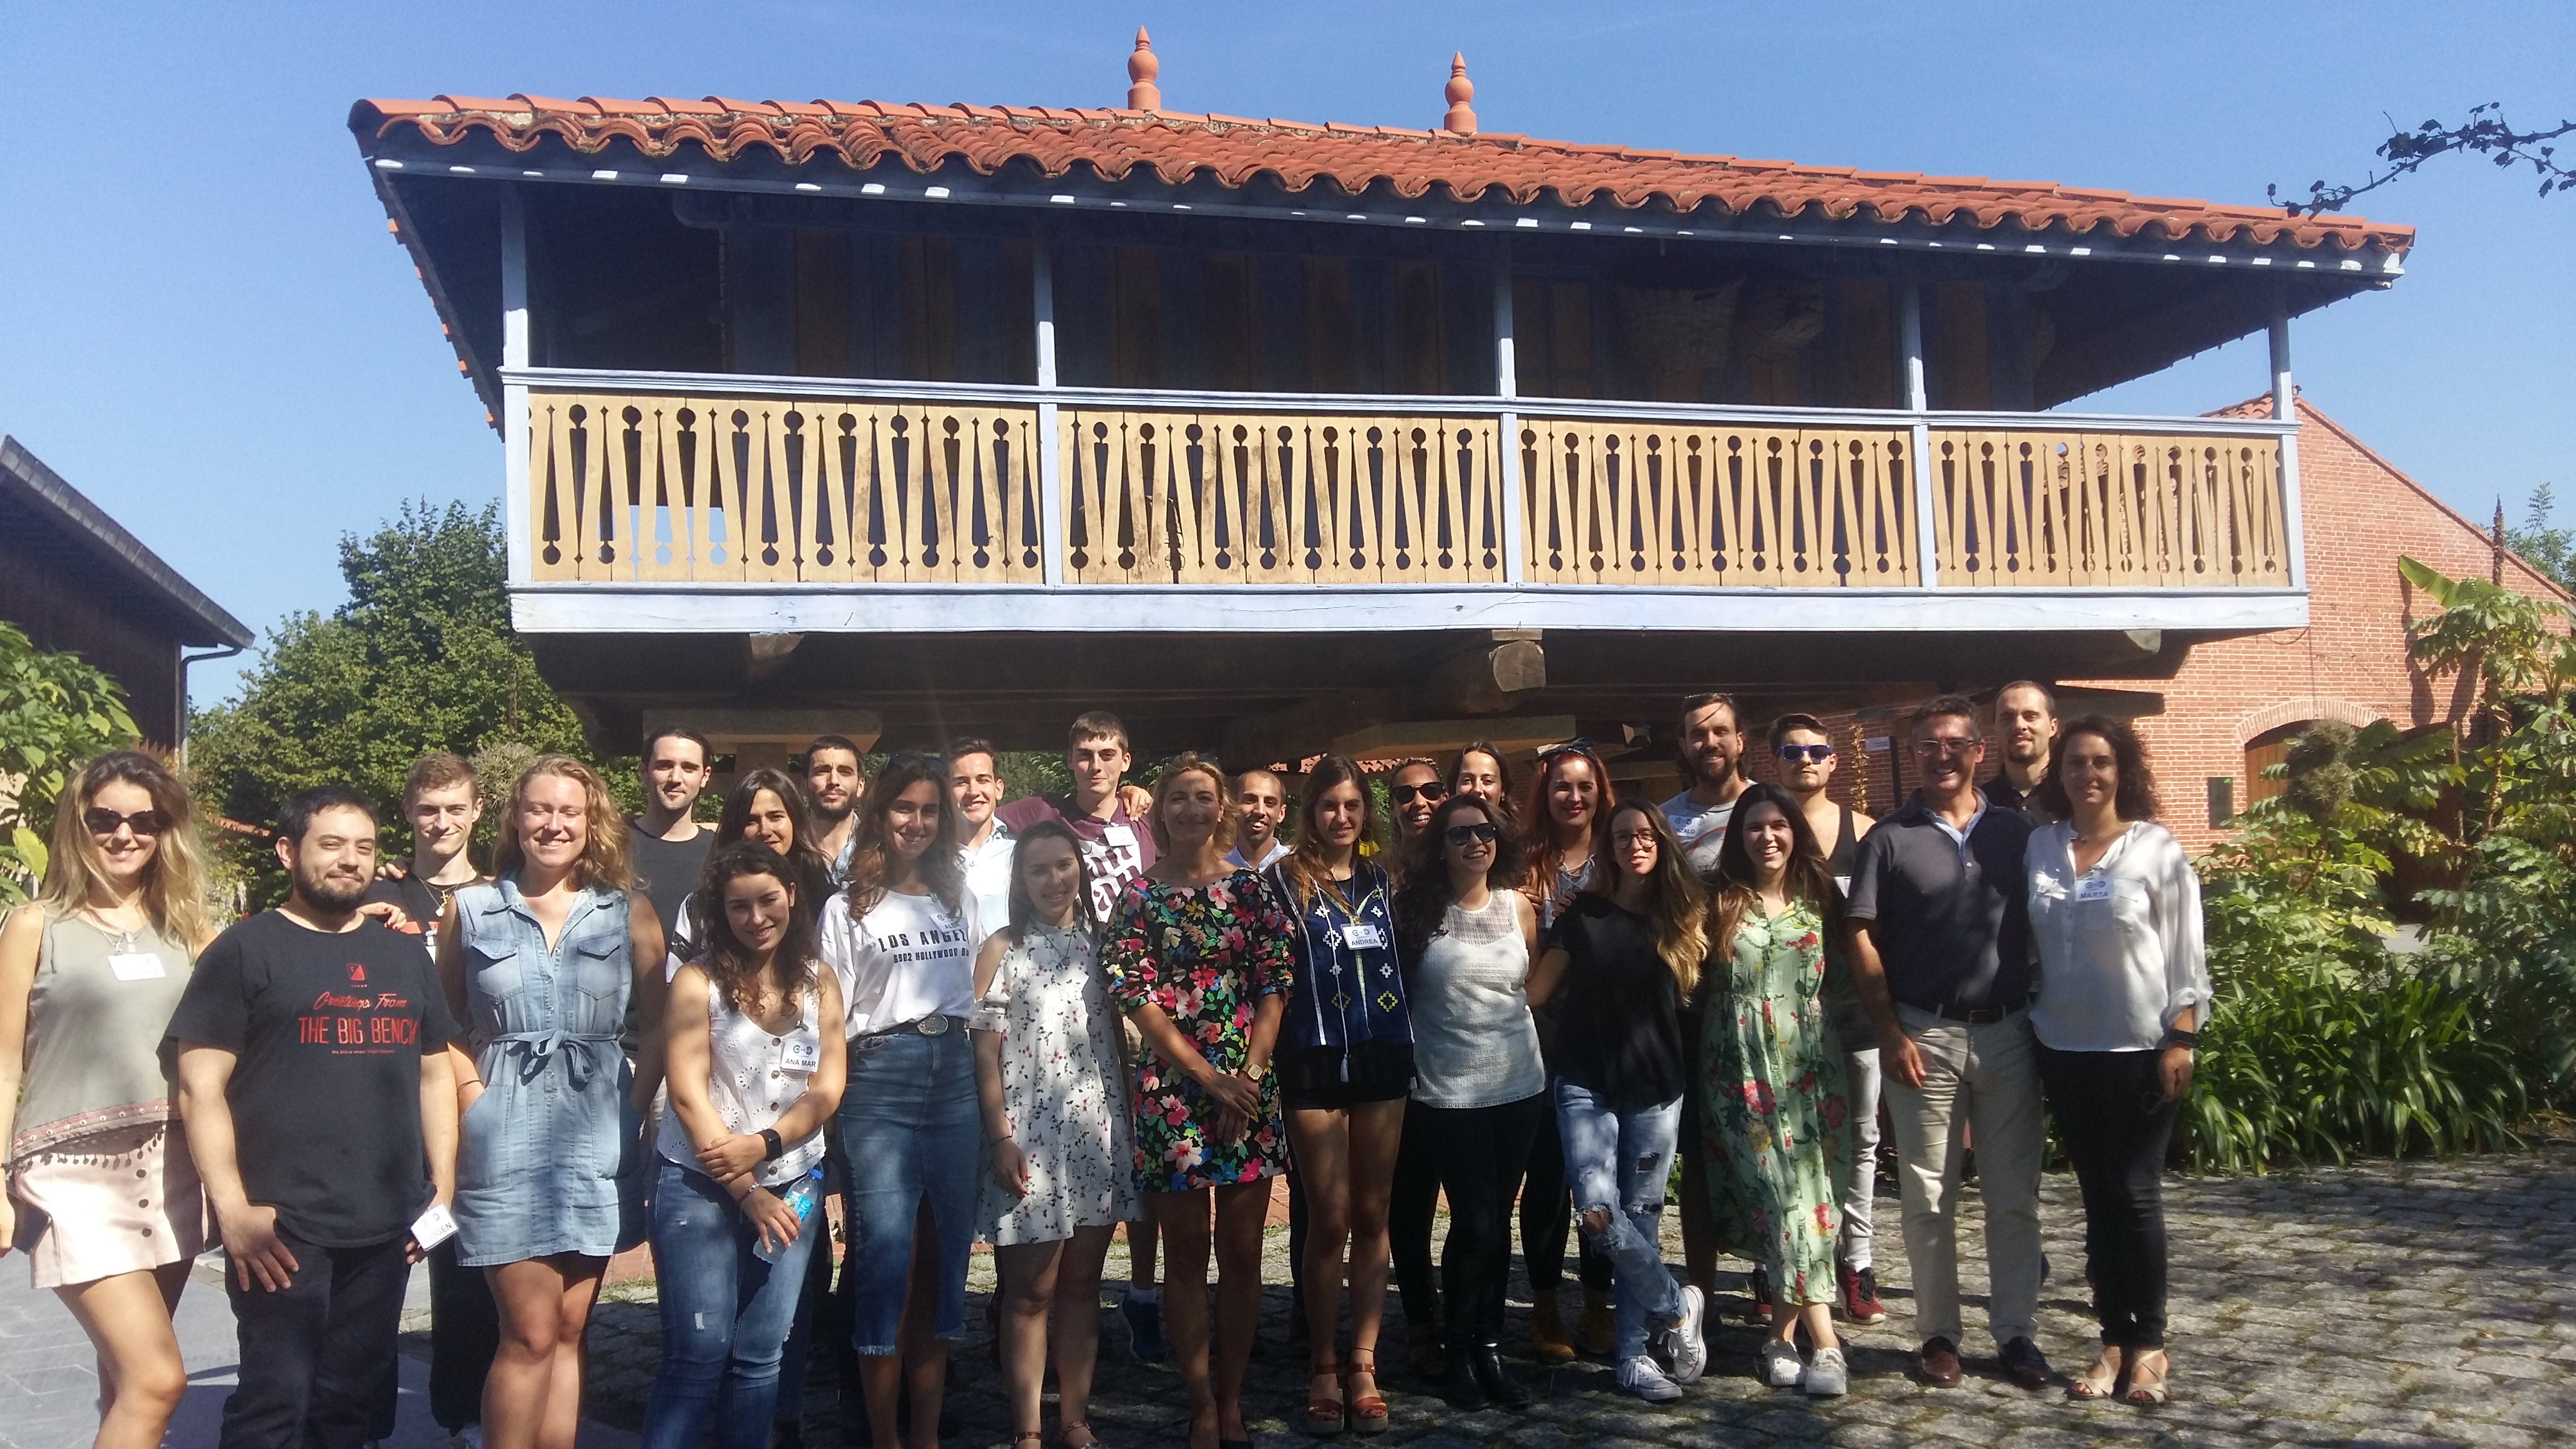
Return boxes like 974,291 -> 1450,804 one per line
1700,898 -> 1853,1307
1101,871 -> 1295,1194
970,922 -> 1139,1245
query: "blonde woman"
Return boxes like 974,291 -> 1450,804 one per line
1526,799 -> 1711,1403
437,756 -> 667,1449
0,751 -> 213,1449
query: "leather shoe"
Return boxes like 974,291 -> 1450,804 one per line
2000,1336 -> 2053,1390
1440,1350 -> 1488,1411
1470,1345 -> 1530,1410
1917,1335 -> 1964,1387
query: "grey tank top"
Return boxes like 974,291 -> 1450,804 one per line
11,914 -> 194,1159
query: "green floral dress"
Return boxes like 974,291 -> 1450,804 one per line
1699,898 -> 1853,1307
1101,871 -> 1295,1194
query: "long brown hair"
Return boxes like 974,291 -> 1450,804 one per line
1004,817 -> 1100,947
842,752 -> 965,920
1590,798 -> 1708,1000
1521,740 -> 1614,907
1279,753 -> 1380,909
37,749 -> 212,948
691,841 -> 819,1016
495,755 -> 632,891
1707,782 -> 1844,964
714,768 -> 833,922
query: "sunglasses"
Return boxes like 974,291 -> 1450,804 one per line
1534,737 -> 1597,763
1392,781 -> 1449,806
883,751 -> 949,773
1442,821 -> 1499,847
85,807 -> 171,837
1777,744 -> 1835,763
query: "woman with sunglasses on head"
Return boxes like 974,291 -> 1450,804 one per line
1526,799 -> 1710,1403
1511,740 -> 1620,1362
971,819 -> 1134,1449
645,842 -> 847,1449
0,752 -> 213,1449
1389,794 -> 1544,1410
1701,783 -> 1856,1398
663,769 -> 836,974
1101,753 -> 1293,1449
2026,718 -> 2207,1407
816,752 -> 978,1449
1267,754 -> 1412,1435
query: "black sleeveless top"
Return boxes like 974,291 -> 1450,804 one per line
1825,804 -> 1860,879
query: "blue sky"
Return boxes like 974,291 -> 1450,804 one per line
2,2 -> 2569,703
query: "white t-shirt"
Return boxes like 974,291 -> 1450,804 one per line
1224,839 -> 1292,872
817,887 -> 975,1037
958,824 -> 1016,945
1660,789 -> 1737,877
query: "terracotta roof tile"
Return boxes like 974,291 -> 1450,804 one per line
348,94 -> 2414,253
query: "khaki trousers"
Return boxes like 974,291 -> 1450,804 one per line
1883,1003 -> 2046,1349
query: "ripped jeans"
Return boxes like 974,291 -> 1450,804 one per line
1553,1080 -> 1685,1362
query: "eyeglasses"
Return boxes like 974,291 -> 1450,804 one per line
1777,744 -> 1835,763
1911,737 -> 1979,757
84,807 -> 170,837
1392,781 -> 1448,806
1442,822 -> 1499,846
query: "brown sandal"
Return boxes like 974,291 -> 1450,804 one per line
1304,1364 -> 1346,1436
1056,1422 -> 1099,1448
1344,1349 -> 1389,1436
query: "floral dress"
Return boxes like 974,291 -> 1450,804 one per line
1699,898 -> 1853,1307
970,922 -> 1139,1244
1101,872 -> 1295,1194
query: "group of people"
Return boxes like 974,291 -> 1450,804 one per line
0,679 -> 2210,1449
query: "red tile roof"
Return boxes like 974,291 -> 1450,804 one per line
351,94 -> 2411,255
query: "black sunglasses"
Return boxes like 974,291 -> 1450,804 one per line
85,807 -> 171,837
1442,822 -> 1500,846
1535,737 -> 1596,763
1392,781 -> 1449,806
1777,744 -> 1835,763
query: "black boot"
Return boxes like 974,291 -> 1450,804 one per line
1441,1348 -> 1490,1410
1471,1344 -> 1530,1410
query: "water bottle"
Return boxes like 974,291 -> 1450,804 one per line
753,1166 -> 823,1263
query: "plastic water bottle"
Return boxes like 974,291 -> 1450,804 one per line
753,1166 -> 823,1263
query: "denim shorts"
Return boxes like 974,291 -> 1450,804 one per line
834,1028 -> 980,1355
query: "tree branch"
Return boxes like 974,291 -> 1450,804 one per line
2272,102 -> 2576,215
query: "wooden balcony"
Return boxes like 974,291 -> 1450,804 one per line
508,371 -> 2301,637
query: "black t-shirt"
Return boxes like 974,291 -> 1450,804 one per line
1544,894 -> 1687,1115
362,871 -> 488,964
627,821 -> 713,949
164,911 -> 461,1248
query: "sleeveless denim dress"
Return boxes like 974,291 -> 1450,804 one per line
452,880 -> 644,1266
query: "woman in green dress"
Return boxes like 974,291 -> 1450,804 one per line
1700,783 -> 1855,1397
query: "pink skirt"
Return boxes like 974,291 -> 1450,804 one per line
9,1120 -> 207,1289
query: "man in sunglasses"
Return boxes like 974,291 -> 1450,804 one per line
1662,692 -> 1749,876
1767,713 -> 1888,1327
1843,696 -> 2049,1392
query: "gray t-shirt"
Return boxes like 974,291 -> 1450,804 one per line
1659,789 -> 1736,878
1843,791 -> 2034,1015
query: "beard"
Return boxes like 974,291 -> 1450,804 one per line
1689,753 -> 1737,789
296,869 -> 371,913
812,797 -> 854,824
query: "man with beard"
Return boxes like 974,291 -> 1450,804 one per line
627,726 -> 715,950
1662,692 -> 1750,876
1984,681 -> 2060,822
805,734 -> 866,887
170,785 -> 462,1449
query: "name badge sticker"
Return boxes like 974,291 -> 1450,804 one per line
410,1203 -> 459,1251
1103,822 -> 1138,850
780,1037 -> 821,1073
108,952 -> 167,982
2076,876 -> 2114,902
1343,922 -> 1387,952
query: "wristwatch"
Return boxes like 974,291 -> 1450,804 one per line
759,1128 -> 784,1161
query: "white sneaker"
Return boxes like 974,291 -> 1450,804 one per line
1801,1346 -> 1849,1397
1759,1337 -> 1805,1388
1617,1354 -> 1684,1402
1661,1284 -> 1708,1383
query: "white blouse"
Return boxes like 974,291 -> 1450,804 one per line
2026,821 -> 2212,1053
816,887 -> 975,1038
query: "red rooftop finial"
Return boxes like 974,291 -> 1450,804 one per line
1127,27 -> 1161,112
1443,52 -> 1476,135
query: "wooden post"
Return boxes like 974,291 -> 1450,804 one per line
1495,245 -> 1525,585
501,185 -> 532,586
1900,281 -> 1939,587
2270,294 -> 2305,590
1034,232 -> 1066,585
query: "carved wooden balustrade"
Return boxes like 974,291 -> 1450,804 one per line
1928,430 -> 2290,587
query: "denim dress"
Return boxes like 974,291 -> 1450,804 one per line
452,879 -> 645,1266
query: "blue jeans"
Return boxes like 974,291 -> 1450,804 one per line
642,1160 -> 819,1449
835,1028 -> 980,1355
1554,1081 -> 1684,1361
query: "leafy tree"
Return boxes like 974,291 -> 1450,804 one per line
189,500 -> 631,905
2503,482 -> 2576,594
2275,100 -> 2575,213
0,622 -> 142,903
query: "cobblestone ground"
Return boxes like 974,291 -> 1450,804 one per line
570,1150 -> 2576,1449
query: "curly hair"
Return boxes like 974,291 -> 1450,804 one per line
2032,715 -> 2162,822
690,841 -> 821,1017
1390,793 -> 1525,965
494,755 -> 632,892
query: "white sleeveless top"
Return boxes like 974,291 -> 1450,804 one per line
1410,892 -> 1546,1110
656,972 -> 827,1187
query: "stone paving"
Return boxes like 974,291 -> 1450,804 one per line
566,1149 -> 2576,1449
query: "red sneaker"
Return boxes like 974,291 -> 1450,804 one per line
1838,1263 -> 1886,1325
